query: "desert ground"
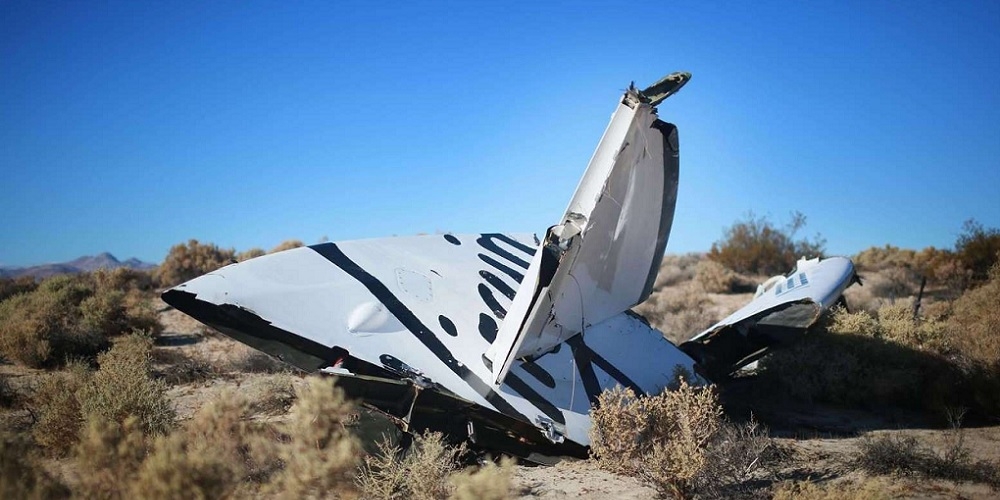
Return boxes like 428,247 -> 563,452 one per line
2,248 -> 998,499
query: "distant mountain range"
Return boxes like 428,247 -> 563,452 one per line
0,252 -> 156,279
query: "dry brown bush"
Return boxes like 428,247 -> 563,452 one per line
358,430 -> 469,500
226,343 -> 289,373
448,456 -> 515,500
947,261 -> 1000,365
270,239 -> 305,253
242,373 -> 297,415
0,275 -> 106,367
0,430 -> 69,498
955,220 -> 1000,285
30,360 -> 91,455
771,478 -> 898,500
75,416 -> 150,499
236,247 -> 266,262
694,260 -> 737,294
589,378 -> 724,497
268,376 -> 361,498
155,239 -> 235,287
0,274 -> 38,303
854,429 -> 1000,489
708,211 -> 825,276
651,253 -> 703,289
78,334 -> 175,436
633,284 -> 716,343
0,271 -> 160,368
129,391 -> 285,499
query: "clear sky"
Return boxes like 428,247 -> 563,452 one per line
2,1 -> 998,267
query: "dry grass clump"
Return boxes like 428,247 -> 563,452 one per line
0,430 -> 69,498
633,283 -> 716,343
0,271 -> 160,368
0,274 -> 38,302
947,261 -> 1000,365
854,430 -> 1000,489
651,253 -> 703,289
760,264 -> 1000,418
267,376 -> 362,498
29,334 -> 174,455
155,239 -> 235,287
694,260 -> 737,294
270,239 -> 305,253
30,360 -> 91,455
79,334 -> 175,437
226,343 -> 289,373
448,456 -> 515,500
708,211 -> 825,276
75,416 -> 151,499
242,373 -> 297,415
358,431 -> 467,500
236,247 -> 266,262
771,478 -> 899,500
131,393 -> 278,499
589,376 -> 777,498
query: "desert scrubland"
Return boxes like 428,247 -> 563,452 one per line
2,219 -> 999,499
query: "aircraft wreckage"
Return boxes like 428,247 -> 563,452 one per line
163,72 -> 857,463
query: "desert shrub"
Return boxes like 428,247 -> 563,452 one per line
243,373 -> 297,415
226,344 -> 289,373
30,360 -> 91,455
78,333 -> 175,436
772,478 -> 898,500
855,431 -> 1000,488
955,220 -> 1000,285
270,239 -> 305,253
695,418 -> 782,498
633,284 -> 716,343
131,392 -> 277,499
759,297 -> 1000,418
0,275 -> 38,303
757,307 -> 952,410
448,456 -> 515,500
0,430 -> 69,499
651,253 -> 703,289
268,376 -> 361,498
854,245 -> 920,272
155,350 -> 219,386
0,271 -> 160,367
76,416 -> 150,500
0,275 -> 106,367
358,431 -> 468,500
155,239 -> 235,287
694,260 -> 737,294
947,261 -> 1000,365
589,378 -> 723,497
708,211 -> 825,276
236,247 -> 266,262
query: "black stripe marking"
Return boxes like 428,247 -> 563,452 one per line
479,269 -> 515,300
478,253 -> 525,284
478,313 -> 498,343
520,360 -> 556,389
444,234 -> 461,245
310,243 -> 529,422
566,335 -> 643,398
505,372 -> 565,424
478,283 -> 507,319
567,336 -> 603,407
476,234 -> 535,270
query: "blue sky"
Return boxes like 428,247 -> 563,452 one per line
2,1 -> 998,267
